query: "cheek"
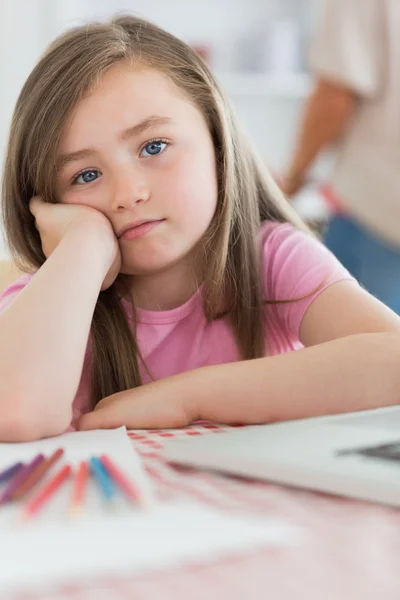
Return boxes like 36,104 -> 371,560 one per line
161,151 -> 218,224
60,188 -> 106,211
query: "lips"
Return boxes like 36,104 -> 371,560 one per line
118,219 -> 165,241
118,219 -> 157,238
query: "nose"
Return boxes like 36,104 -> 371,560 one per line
110,170 -> 150,212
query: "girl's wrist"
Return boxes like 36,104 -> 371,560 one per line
65,221 -> 117,270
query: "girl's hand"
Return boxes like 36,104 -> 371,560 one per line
77,378 -> 195,431
30,197 -> 121,290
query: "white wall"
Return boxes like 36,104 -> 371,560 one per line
0,0 -> 61,257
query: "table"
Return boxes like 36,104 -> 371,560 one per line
5,423 -> 400,600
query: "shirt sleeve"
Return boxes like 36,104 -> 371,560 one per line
309,0 -> 383,97
262,222 -> 356,339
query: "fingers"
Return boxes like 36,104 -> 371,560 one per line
78,405 -> 132,431
29,196 -> 44,217
93,397 -> 114,411
78,397 -> 191,431
77,398 -> 151,431
78,410 -> 118,431
78,393 -> 127,430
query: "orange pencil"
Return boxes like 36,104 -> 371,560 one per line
100,454 -> 144,505
21,464 -> 72,520
12,448 -> 64,501
70,460 -> 89,514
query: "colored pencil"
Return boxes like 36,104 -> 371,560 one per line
21,464 -> 72,520
0,454 -> 45,505
0,462 -> 24,484
11,448 -> 64,501
70,460 -> 89,514
100,454 -> 144,505
90,457 -> 116,502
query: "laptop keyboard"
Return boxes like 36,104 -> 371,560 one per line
338,440 -> 400,462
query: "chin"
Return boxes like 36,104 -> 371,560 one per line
120,241 -> 196,277
119,257 -> 177,276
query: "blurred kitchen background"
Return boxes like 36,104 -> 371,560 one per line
0,0 -> 328,258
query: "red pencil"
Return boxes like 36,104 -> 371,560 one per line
100,454 -> 143,505
21,464 -> 72,520
70,460 -> 89,514
12,448 -> 64,501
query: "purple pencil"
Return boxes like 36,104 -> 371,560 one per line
0,462 -> 24,484
0,454 -> 45,504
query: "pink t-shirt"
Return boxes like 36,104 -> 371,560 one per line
0,222 -> 355,428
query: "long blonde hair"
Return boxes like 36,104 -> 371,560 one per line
2,15 -> 307,406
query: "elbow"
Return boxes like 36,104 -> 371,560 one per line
314,79 -> 357,130
0,416 -> 44,442
0,395 -> 72,442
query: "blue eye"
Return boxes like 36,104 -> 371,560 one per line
140,140 -> 167,157
73,169 -> 101,185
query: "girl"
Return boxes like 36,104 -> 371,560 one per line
0,16 -> 399,442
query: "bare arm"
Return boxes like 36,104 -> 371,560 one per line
192,283 -> 400,423
79,282 -> 400,430
281,78 -> 357,195
187,332 -> 400,425
0,222 -> 115,441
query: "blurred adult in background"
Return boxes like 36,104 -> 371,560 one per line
280,0 -> 400,313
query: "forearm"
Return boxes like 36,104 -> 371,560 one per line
0,225 -> 112,438
188,333 -> 400,424
286,79 -> 356,181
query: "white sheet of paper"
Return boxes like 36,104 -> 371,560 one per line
0,428 -> 300,594
0,426 -> 155,516
0,501 -> 299,593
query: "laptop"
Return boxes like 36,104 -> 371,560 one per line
162,406 -> 400,507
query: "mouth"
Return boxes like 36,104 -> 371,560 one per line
118,219 -> 165,242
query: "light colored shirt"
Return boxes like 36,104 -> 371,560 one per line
310,0 -> 400,247
0,222 -> 354,428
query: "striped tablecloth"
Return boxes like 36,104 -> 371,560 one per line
5,423 -> 400,600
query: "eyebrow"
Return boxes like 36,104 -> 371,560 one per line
57,115 -> 174,170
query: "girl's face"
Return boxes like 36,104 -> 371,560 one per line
56,62 -> 218,277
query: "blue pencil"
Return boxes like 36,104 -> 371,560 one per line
0,462 -> 24,484
90,457 -> 116,502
